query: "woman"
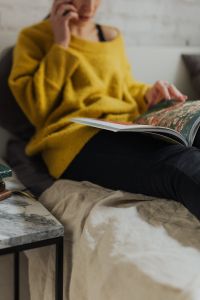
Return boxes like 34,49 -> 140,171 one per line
9,0 -> 200,219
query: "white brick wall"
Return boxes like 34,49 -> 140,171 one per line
0,0 -> 200,49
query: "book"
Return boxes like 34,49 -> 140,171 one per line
0,180 -> 6,192
0,164 -> 35,202
71,99 -> 200,146
0,163 -> 12,180
0,190 -> 12,201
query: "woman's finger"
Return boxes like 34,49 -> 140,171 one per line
155,81 -> 171,100
64,11 -> 79,22
168,84 -> 188,101
55,4 -> 77,17
52,1 -> 76,16
52,0 -> 66,14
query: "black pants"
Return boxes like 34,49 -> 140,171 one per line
61,130 -> 200,220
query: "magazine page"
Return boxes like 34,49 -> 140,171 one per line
135,99 -> 200,145
71,116 -> 187,145
71,117 -> 154,131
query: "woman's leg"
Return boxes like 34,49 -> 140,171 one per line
61,131 -> 200,219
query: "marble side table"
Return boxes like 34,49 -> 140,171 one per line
0,193 -> 64,300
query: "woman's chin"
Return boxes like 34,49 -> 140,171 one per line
78,16 -> 94,23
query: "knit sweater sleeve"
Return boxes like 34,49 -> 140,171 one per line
9,29 -> 79,129
125,62 -> 151,114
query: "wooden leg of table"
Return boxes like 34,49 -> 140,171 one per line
14,251 -> 20,300
55,237 -> 64,300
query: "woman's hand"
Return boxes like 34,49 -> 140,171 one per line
145,80 -> 188,108
50,0 -> 79,48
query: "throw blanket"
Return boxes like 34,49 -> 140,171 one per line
25,179 -> 200,300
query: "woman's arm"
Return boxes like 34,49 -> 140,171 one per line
9,28 -> 79,129
9,1 -> 80,129
125,62 -> 151,114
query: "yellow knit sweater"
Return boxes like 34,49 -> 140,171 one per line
9,19 -> 150,178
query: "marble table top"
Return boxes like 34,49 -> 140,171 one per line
0,195 -> 64,250
0,161 -> 64,250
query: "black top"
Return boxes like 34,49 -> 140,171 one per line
96,24 -> 106,42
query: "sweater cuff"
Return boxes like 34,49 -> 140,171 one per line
138,84 -> 152,114
44,43 -> 79,89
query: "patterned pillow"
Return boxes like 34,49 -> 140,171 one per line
182,54 -> 200,97
6,138 -> 54,197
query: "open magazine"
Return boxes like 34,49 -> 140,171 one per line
71,99 -> 200,146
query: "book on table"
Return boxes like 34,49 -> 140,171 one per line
0,163 -> 36,201
0,163 -> 12,201
71,99 -> 200,146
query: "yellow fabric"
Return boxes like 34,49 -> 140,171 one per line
9,19 -> 150,178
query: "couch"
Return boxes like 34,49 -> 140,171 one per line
0,45 -> 200,300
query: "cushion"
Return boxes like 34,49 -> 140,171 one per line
6,138 -> 54,197
182,54 -> 200,97
0,47 -> 34,140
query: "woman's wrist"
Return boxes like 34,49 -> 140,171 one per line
144,88 -> 153,108
54,39 -> 70,49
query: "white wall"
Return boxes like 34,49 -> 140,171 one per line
0,0 -> 200,49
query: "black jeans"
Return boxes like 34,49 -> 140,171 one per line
61,130 -> 200,220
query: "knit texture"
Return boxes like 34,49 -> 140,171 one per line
9,19 -> 150,178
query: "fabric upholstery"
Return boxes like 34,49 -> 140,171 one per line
0,47 -> 34,140
6,138 -> 54,197
182,54 -> 200,97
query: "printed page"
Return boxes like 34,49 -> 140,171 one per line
135,100 -> 200,144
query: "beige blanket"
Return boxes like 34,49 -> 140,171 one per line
25,179 -> 200,300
